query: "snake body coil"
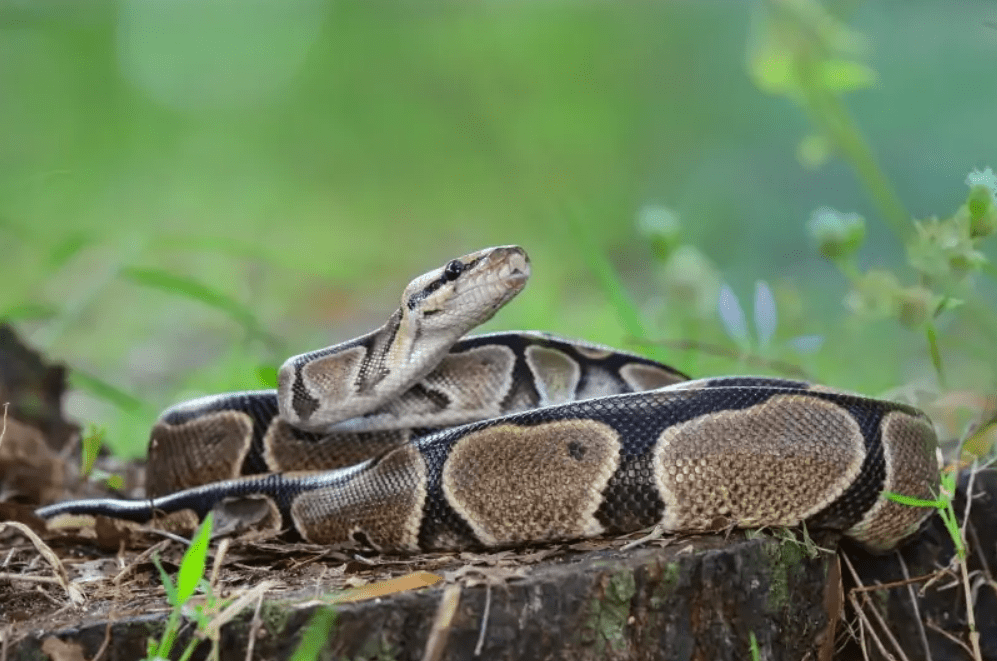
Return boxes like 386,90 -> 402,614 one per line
37,246 -> 939,553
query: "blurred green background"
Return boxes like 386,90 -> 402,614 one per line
3,0 -> 996,456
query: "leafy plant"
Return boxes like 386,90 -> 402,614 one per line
147,513 -> 215,661
289,607 -> 338,661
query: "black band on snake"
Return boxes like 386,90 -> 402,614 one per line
37,245 -> 939,553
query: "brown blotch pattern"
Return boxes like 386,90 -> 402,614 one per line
290,444 -> 427,550
846,411 -> 938,551
380,345 -> 516,423
147,411 -> 254,497
298,345 -> 367,418
573,345 -> 614,360
442,420 -> 620,546
263,419 -> 410,471
653,395 -> 865,531
524,346 -> 581,406
620,362 -> 687,392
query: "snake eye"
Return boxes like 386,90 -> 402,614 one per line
443,259 -> 464,281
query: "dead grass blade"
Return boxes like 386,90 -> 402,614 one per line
422,583 -> 461,661
0,521 -> 84,607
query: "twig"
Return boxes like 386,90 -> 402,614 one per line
147,529 -> 194,546
244,589 -> 266,661
208,538 -> 230,590
841,553 -> 910,661
926,621 -> 976,658
202,581 -> 276,640
897,553 -> 932,661
848,572 -> 938,594
630,338 -> 812,380
0,572 -> 66,585
0,403 -> 8,453
474,583 -> 491,656
0,522 -> 84,606
620,525 -> 667,551
113,539 -> 171,585
423,584 -> 461,661
847,592 -> 894,661
958,463 -> 983,661
91,620 -> 114,661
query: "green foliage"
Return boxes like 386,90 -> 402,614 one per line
147,513 -> 215,661
749,631 -> 761,661
290,607 -> 338,661
80,424 -> 105,479
3,1 -> 995,459
885,471 -> 964,560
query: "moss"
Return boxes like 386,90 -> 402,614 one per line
758,532 -> 807,611
582,570 -> 636,655
258,600 -> 294,638
352,637 -> 398,661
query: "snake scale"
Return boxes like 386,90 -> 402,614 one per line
37,246 -> 939,553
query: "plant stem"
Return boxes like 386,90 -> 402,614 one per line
798,67 -> 910,243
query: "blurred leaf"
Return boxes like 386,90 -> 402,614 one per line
718,283 -> 749,347
753,280 -> 777,349
257,365 -> 278,388
925,322 -> 946,387
787,334 -> 824,354
748,41 -> 798,96
291,607 -> 337,661
69,369 -> 146,413
48,232 -> 91,269
568,208 -> 657,356
0,302 -> 57,323
821,59 -> 877,92
121,267 -> 274,343
797,133 -> 831,169
80,424 -> 105,478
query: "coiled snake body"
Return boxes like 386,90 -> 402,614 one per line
38,246 -> 939,553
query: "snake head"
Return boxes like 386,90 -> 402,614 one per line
399,245 -> 530,335
276,246 -> 530,431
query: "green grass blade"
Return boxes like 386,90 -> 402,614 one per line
152,553 -> 178,606
0,302 -> 58,323
565,208 -> 672,365
290,607 -> 337,661
256,365 -> 279,388
176,512 -> 214,606
68,369 -> 146,413
925,322 -> 946,388
121,267 -> 276,345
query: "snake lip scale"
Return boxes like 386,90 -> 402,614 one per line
37,245 -> 940,554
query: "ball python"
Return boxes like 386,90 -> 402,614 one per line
37,245 -> 940,553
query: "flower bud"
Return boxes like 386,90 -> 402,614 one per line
808,207 -> 865,260
966,184 -> 997,238
636,205 -> 682,261
896,286 -> 934,329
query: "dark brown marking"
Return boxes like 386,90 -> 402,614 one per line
297,345 -> 367,421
